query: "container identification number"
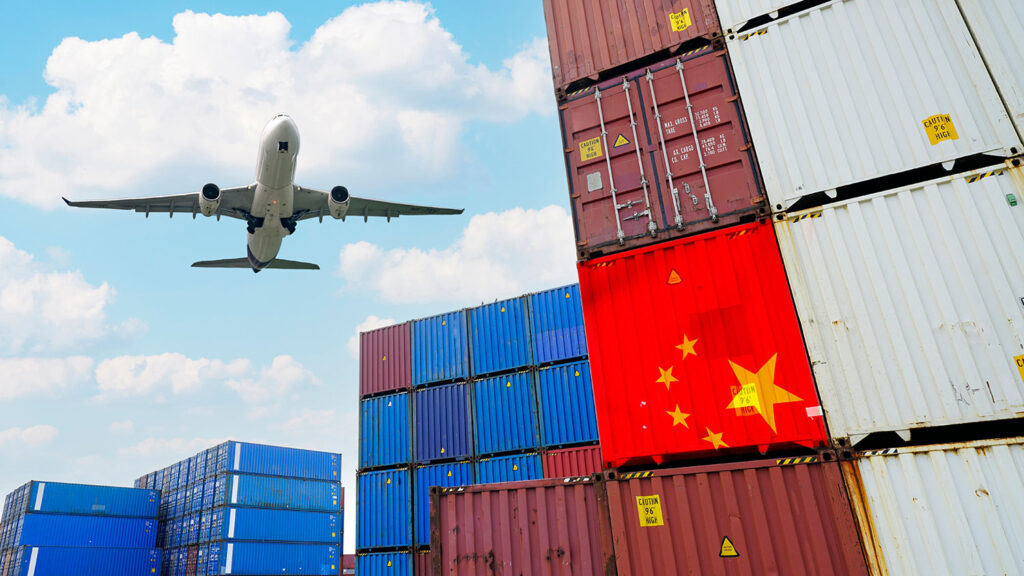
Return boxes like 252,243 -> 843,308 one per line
636,494 -> 664,527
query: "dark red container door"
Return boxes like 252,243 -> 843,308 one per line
360,323 -> 412,398
578,221 -> 826,468
185,545 -> 198,576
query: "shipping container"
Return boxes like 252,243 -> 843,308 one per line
543,445 -> 605,479
845,438 -> 1024,576
360,392 -> 412,468
1,547 -> 161,576
561,47 -> 767,261
4,514 -> 156,548
202,507 -> 341,544
713,0 -> 805,31
468,296 -> 532,377
411,311 -> 469,387
543,0 -> 722,93
603,455 -> 868,575
529,284 -> 588,365
726,0 -> 1022,212
207,441 -> 341,482
957,0 -> 1024,140
360,322 -> 412,397
413,461 -> 472,547
356,468 -> 412,550
414,550 -> 429,576
210,473 -> 341,512
537,360 -> 599,447
356,550 -> 410,576
474,453 -> 543,484
206,542 -> 340,575
472,372 -> 540,456
579,220 -> 827,468
414,382 -> 472,462
775,164 -> 1024,444
0,481 -> 152,522
430,476 -> 615,576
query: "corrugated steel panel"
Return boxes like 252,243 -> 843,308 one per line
206,541 -> 340,575
472,372 -> 540,456
543,0 -> 722,93
957,0 -> 1024,140
537,360 -> 599,447
727,0 -> 1022,211
414,550 -> 429,576
360,392 -> 412,468
206,441 -> 341,481
776,164 -> 1024,443
543,445 -> 605,479
356,468 -> 412,550
562,48 -> 767,261
414,383 -> 472,462
529,284 -> 588,365
4,547 -> 161,576
431,476 -> 615,576
1,481 -> 155,522
356,550 -> 411,576
210,473 -> 341,512
469,296 -> 532,377
414,461 -> 472,547
204,507 -> 341,544
604,457 -> 869,575
579,220 -> 827,468
846,438 -> 1024,576
412,311 -> 469,386
7,514 -> 157,548
360,322 -> 412,397
474,453 -> 543,484
713,0 -> 803,31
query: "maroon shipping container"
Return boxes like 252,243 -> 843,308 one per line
602,455 -> 869,575
415,549 -> 430,576
342,554 -> 355,575
543,445 -> 604,479
430,477 -> 616,575
543,0 -> 721,93
561,47 -> 766,262
360,322 -> 412,397
185,545 -> 198,576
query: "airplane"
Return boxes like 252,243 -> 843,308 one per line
64,114 -> 463,272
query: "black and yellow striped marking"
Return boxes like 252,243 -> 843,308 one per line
791,211 -> 822,223
592,261 -> 617,268
741,30 -> 767,41
860,448 -> 899,457
678,46 -> 712,60
966,169 -> 1004,183
568,87 -> 593,98
620,471 -> 654,479
776,456 -> 818,466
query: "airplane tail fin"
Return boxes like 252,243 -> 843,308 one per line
191,258 -> 320,271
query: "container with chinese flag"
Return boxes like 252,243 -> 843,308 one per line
578,220 -> 826,468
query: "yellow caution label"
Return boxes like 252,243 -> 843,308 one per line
720,536 -> 739,557
614,134 -> 630,148
1015,355 -> 1024,385
923,113 -> 959,145
579,136 -> 603,161
447,470 -> 452,477
565,292 -> 571,298
387,560 -> 392,567
513,464 -> 519,471
440,447 -> 445,454
669,9 -> 691,32
667,269 -> 682,285
636,495 -> 664,527
574,370 -> 580,377
382,354 -> 387,361
506,381 -> 512,387
500,306 -> 506,312
386,478 -> 391,484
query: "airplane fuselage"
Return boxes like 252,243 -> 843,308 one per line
247,115 -> 300,270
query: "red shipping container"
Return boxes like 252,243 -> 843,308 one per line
360,322 -> 411,397
578,220 -> 826,468
414,549 -> 430,575
561,47 -> 766,262
185,545 -> 198,576
543,0 -> 721,93
543,445 -> 604,478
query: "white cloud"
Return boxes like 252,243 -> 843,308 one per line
0,356 -> 93,400
348,315 -> 396,358
226,355 -> 319,404
109,420 -> 135,433
118,436 -> 224,457
0,3 -> 551,208
95,353 -> 251,398
0,425 -> 59,447
338,205 -> 577,303
278,408 -> 339,432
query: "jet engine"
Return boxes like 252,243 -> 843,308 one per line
199,183 -> 221,217
328,186 -> 350,219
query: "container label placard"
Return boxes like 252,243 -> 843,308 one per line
720,536 -> 739,557
1015,354 -> 1024,385
636,495 -> 664,527
669,9 -> 692,32
579,137 -> 603,161
923,113 -> 959,145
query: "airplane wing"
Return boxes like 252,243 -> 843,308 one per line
62,187 -> 255,220
292,187 -> 463,222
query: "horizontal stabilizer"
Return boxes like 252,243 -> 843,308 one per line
191,258 -> 320,270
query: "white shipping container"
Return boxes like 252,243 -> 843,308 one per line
727,0 -> 1022,211
714,0 -> 802,31
775,163 -> 1024,443
956,0 -> 1024,140
845,438 -> 1024,576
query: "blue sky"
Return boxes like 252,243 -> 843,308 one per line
0,2 -> 577,552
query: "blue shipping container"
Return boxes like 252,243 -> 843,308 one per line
412,311 -> 469,386
204,542 -> 340,575
2,481 -> 157,522
8,514 -> 157,548
203,441 -> 341,481
356,550 -> 411,576
414,461 -> 472,547
529,284 -> 587,365
356,468 -> 411,550
212,473 -> 341,512
469,296 -> 532,377
204,507 -> 341,544
537,360 -> 600,447
414,383 -> 472,462
360,392 -> 411,468
4,546 -> 161,576
472,372 -> 539,455
475,453 -> 543,484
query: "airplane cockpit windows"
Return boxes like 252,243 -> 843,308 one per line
278,141 -> 289,152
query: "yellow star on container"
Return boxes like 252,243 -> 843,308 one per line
666,405 -> 690,428
676,335 -> 698,360
702,427 -> 729,450
727,354 -> 802,433
656,366 -> 678,390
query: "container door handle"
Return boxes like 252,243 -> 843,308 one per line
622,77 -> 657,237
646,68 -> 686,229
675,58 -> 718,222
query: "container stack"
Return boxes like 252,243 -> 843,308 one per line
0,482 -> 161,576
136,441 -> 342,576
356,284 -> 599,575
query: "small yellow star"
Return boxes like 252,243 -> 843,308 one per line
666,405 -> 690,428
676,335 -> 698,360
655,366 -> 678,390
702,427 -> 729,450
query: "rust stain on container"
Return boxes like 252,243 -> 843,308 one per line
360,322 -> 411,397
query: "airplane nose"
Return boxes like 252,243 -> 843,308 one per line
267,115 -> 299,153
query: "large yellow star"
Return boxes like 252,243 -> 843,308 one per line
702,427 -> 729,450
676,335 -> 698,360
666,405 -> 690,428
726,354 -> 802,433
655,366 -> 678,390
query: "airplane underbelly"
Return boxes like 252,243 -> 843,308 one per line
247,230 -> 282,267
251,185 -> 294,220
